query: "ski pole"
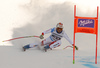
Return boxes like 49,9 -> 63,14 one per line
63,45 -> 73,49
63,45 -> 78,50
2,35 -> 39,42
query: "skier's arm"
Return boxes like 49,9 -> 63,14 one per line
41,28 -> 52,35
40,28 -> 54,39
63,32 -> 78,50
63,32 -> 73,45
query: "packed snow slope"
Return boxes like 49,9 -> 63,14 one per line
0,0 -> 100,68
0,46 -> 100,68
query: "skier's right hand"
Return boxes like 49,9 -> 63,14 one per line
39,35 -> 44,39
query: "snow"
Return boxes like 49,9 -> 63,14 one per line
0,46 -> 100,68
0,0 -> 100,68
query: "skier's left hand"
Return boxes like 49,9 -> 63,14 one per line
75,46 -> 78,50
72,44 -> 78,50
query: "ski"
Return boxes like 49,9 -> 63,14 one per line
63,45 -> 78,50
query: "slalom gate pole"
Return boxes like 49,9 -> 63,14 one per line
73,5 -> 99,64
2,35 -> 39,42
73,5 -> 76,64
95,6 -> 99,64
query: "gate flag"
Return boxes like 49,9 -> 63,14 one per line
74,17 -> 98,34
73,5 -> 98,64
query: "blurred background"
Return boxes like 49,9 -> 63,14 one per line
0,0 -> 100,52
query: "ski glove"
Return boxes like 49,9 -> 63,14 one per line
72,44 -> 78,50
39,35 -> 44,39
75,46 -> 78,50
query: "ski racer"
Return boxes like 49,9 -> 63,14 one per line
23,22 -> 78,52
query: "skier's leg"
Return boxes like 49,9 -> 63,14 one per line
23,37 -> 52,51
29,42 -> 39,48
23,44 -> 31,51
43,40 -> 61,52
40,37 -> 53,51
41,37 -> 52,46
23,42 -> 39,51
49,40 -> 61,48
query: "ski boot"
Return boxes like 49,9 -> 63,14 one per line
44,45 -> 50,52
23,45 -> 31,51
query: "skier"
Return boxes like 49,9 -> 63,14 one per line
23,22 -> 78,52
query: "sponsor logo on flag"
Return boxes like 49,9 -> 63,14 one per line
78,19 -> 94,28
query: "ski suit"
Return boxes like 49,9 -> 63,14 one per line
29,27 -> 73,49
